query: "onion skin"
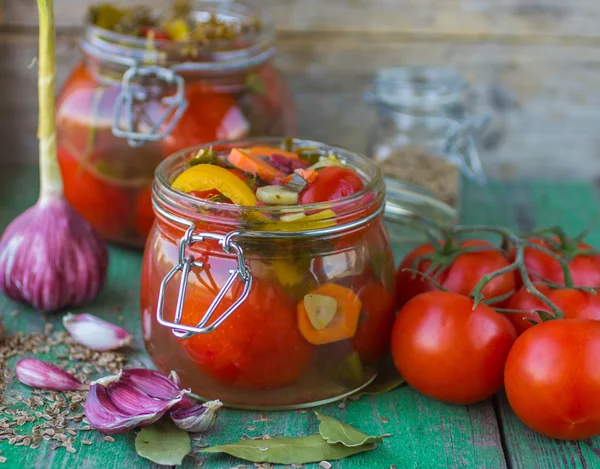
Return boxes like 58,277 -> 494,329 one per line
0,197 -> 108,312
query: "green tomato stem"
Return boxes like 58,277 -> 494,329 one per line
37,0 -> 63,203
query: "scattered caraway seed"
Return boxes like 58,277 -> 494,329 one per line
104,436 -> 115,442
319,462 -> 332,469
0,331 -> 127,450
380,417 -> 389,423
381,433 -> 392,438
390,465 -> 397,469
0,456 -> 6,463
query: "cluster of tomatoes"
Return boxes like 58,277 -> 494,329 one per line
390,234 -> 600,441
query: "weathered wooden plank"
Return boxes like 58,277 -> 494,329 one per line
0,163 -> 510,468
5,0 -> 600,41
3,31 -> 600,179
461,179 -> 600,469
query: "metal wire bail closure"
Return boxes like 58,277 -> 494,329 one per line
156,225 -> 252,339
112,65 -> 188,147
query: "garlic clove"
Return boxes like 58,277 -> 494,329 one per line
170,399 -> 222,433
106,380 -> 181,415
0,198 -> 108,312
84,368 -> 189,435
85,381 -> 162,435
62,313 -> 132,351
15,358 -> 87,391
303,294 -> 338,330
120,369 -> 185,401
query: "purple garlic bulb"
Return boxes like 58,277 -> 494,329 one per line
0,197 -> 108,312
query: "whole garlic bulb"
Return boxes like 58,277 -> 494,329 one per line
0,199 -> 108,312
0,0 -> 108,312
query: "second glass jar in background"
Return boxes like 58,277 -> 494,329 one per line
366,67 -> 489,214
56,1 -> 295,247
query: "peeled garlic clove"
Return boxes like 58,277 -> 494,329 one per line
62,313 -> 132,351
0,198 -> 108,312
170,399 -> 222,433
85,380 -> 161,435
84,369 -> 188,434
15,358 -> 87,391
304,294 -> 338,330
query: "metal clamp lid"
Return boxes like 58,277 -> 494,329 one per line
156,224 -> 252,339
112,65 -> 188,147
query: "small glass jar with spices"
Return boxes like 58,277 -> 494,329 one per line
56,1 -> 295,248
365,67 -> 489,214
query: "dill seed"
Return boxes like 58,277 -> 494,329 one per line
247,426 -> 256,431
380,417 -> 389,423
104,436 -> 115,442
381,433 -> 392,437
338,402 -> 346,409
66,447 -> 76,453
82,441 -> 92,446
197,443 -> 210,448
319,462 -> 332,469
0,457 -> 6,463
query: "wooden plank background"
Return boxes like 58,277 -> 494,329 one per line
2,0 -> 600,180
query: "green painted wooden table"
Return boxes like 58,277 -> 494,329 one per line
1,164 -> 600,469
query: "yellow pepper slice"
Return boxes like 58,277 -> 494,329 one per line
172,164 -> 257,206
162,18 -> 191,42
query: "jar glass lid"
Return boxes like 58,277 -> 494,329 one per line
383,177 -> 457,243
373,66 -> 468,110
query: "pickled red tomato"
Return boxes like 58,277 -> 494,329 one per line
352,284 -> 396,363
160,89 -> 250,158
58,148 -> 132,239
299,166 -> 364,205
181,278 -> 313,389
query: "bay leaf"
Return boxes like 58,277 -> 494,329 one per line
316,412 -> 383,447
200,434 -> 376,464
354,361 -> 405,397
135,418 -> 191,466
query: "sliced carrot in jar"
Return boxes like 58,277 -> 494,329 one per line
297,283 -> 362,345
245,146 -> 300,160
227,148 -> 285,183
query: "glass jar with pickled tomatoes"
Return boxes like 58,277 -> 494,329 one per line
56,1 -> 295,247
140,138 -> 397,409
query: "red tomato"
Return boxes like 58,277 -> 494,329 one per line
517,237 -> 600,287
504,319 -> 600,440
182,278 -> 313,389
160,90 -> 249,157
299,167 -> 364,205
504,285 -> 552,336
506,285 -> 600,336
58,147 -> 132,241
352,284 -> 396,364
391,291 -> 516,404
395,240 -> 516,309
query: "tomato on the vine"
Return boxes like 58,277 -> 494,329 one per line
505,319 -> 600,440
395,240 -> 516,309
506,285 -> 600,335
516,237 -> 600,287
391,291 -> 517,404
299,166 -> 364,205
